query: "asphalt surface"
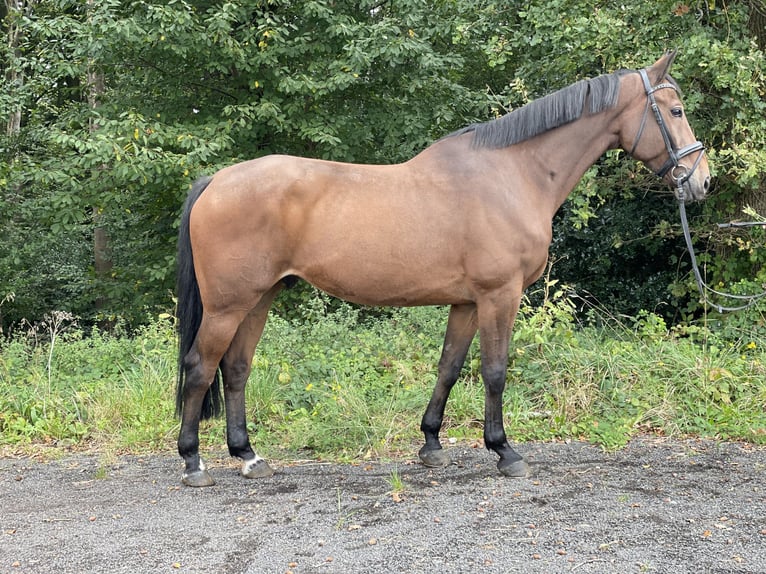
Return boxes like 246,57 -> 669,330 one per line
2,437 -> 765,573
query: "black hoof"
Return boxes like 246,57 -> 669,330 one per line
418,447 -> 451,468
182,469 -> 215,487
498,458 -> 530,478
241,458 -> 274,479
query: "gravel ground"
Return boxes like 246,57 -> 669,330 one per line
1,437 -> 765,574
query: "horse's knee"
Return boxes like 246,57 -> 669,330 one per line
437,354 -> 464,382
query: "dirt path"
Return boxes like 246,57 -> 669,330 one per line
1,438 -> 765,574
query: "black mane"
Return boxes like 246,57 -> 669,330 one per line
449,70 -> 631,149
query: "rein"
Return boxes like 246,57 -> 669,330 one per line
677,191 -> 766,313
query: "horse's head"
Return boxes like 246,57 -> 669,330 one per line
621,51 -> 710,202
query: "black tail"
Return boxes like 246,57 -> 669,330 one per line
175,176 -> 223,420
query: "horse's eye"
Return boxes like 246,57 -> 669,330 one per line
671,108 -> 684,118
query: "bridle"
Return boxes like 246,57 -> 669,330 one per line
628,68 -> 705,190
630,68 -> 766,312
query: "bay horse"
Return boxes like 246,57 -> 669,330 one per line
175,52 -> 710,486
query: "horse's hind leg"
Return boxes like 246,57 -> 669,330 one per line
179,312 -> 245,487
419,303 -> 478,468
221,284 -> 282,479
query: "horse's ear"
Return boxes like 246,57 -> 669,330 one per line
648,50 -> 678,83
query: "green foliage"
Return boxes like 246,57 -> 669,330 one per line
0,314 -> 178,448
1,0 -> 490,328
1,0 -> 765,330
1,296 -> 764,458
496,0 -> 766,319
549,191 -> 689,320
250,303 -> 443,456
507,292 -> 766,448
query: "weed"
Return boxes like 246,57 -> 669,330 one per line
387,466 -> 405,494
94,464 -> 109,480
334,487 -> 361,530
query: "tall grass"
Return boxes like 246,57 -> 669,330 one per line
1,291 -> 764,460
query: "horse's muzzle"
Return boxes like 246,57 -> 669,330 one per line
675,172 -> 710,202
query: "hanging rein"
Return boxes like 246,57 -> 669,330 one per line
631,68 -> 766,313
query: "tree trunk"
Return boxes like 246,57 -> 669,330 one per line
746,1 -> 766,196
748,0 -> 766,50
86,2 -> 112,313
88,69 -> 112,305
4,0 -> 23,136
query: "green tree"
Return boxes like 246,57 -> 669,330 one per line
0,0 -> 488,328
471,0 -> 766,318
1,0 -> 764,329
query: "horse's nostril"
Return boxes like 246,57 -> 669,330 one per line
703,176 -> 710,193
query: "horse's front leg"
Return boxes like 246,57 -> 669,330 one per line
419,303 -> 478,468
478,295 -> 530,478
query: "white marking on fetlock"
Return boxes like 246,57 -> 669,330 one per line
182,458 -> 206,481
241,455 -> 274,478
241,456 -> 263,475
182,457 -> 216,486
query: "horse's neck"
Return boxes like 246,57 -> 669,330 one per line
515,109 -> 620,214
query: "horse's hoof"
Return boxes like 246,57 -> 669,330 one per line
498,458 -> 530,478
418,447 -> 451,468
182,469 -> 215,487
241,457 -> 274,479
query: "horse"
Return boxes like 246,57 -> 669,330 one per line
175,51 -> 710,486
